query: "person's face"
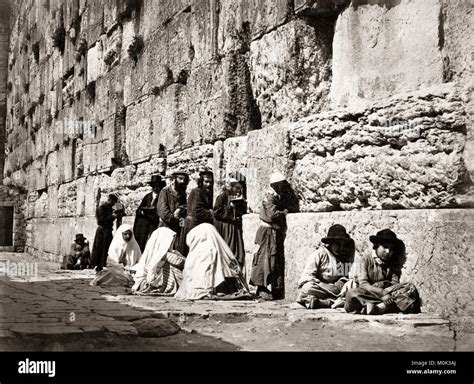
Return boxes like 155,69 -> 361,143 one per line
107,197 -> 116,205
230,183 -> 242,195
151,184 -> 161,193
122,230 -> 133,242
202,175 -> 213,191
175,175 -> 188,190
375,243 -> 394,261
271,181 -> 284,195
328,240 -> 350,258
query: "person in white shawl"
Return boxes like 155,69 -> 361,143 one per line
131,227 -> 185,295
175,223 -> 250,300
90,224 -> 142,286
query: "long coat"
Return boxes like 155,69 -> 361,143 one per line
180,187 -> 213,256
133,192 -> 160,252
91,202 -> 115,269
213,190 -> 247,267
158,185 -> 187,254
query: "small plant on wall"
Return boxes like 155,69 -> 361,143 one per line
86,81 -> 96,103
52,22 -> 66,54
75,38 -> 88,62
128,35 -> 144,65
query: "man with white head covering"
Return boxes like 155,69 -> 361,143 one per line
249,171 -> 290,301
90,224 -> 142,286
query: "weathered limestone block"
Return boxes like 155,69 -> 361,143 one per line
86,38 -> 106,84
246,84 -> 470,212
218,0 -> 292,51
243,208 -> 474,333
249,19 -> 332,126
80,0 -> 104,48
57,182 -> 77,217
125,97 -> 154,163
135,155 -> 167,185
246,124 -> 291,212
213,136 -> 248,193
167,144 -> 214,191
330,0 -> 444,109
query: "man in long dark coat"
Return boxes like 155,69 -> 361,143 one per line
91,194 -> 119,272
249,172 -> 291,301
61,234 -> 91,270
213,177 -> 247,269
133,175 -> 166,252
158,171 -> 189,255
180,170 -> 214,256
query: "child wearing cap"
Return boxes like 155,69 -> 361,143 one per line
344,229 -> 421,315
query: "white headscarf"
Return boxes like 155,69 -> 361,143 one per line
132,227 -> 176,283
108,224 -> 142,267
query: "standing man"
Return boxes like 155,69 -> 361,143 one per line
133,175 -> 166,252
250,171 -> 290,301
180,170 -> 214,256
91,194 -> 119,272
158,171 -> 189,255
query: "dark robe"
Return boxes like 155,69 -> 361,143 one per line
158,184 -> 187,254
180,187 -> 213,256
61,241 -> 91,270
133,192 -> 160,252
249,189 -> 288,299
213,190 -> 247,267
91,202 -> 115,270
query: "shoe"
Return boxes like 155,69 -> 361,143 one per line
331,297 -> 345,309
308,297 -> 321,309
257,291 -> 273,301
366,303 -> 380,315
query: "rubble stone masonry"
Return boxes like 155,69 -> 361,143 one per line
2,0 -> 473,332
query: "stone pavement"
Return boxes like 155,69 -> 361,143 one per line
0,252 -> 471,351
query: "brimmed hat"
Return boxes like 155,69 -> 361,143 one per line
199,170 -> 214,177
148,174 -> 166,187
321,224 -> 351,243
369,229 -> 400,247
75,234 -> 85,242
269,171 -> 286,185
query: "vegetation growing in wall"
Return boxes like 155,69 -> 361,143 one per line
117,0 -> 142,24
75,38 -> 88,62
128,35 -> 144,65
32,42 -> 40,63
52,22 -> 66,54
86,81 -> 96,103
38,93 -> 45,105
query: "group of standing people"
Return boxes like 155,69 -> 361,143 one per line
61,169 -> 421,315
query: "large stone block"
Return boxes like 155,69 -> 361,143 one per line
249,19 -> 332,126
330,0 -> 444,108
243,208 -> 474,333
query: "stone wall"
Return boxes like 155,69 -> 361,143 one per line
3,0 -> 472,330
243,209 -> 474,335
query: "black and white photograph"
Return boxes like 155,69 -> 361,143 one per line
0,0 -> 472,381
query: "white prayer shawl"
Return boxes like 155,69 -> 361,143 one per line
131,227 -> 176,287
108,224 -> 142,268
175,223 -> 249,300
90,224 -> 142,287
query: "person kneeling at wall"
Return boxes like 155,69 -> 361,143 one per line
296,224 -> 355,309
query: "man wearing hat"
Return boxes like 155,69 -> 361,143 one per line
296,224 -> 355,309
249,171 -> 292,300
158,171 -> 189,255
180,170 -> 215,256
133,175 -> 166,252
345,228 -> 421,315
61,234 -> 91,270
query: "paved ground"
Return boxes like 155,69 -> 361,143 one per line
0,252 -> 470,351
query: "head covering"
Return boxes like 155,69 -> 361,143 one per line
269,171 -> 286,185
108,224 -> 142,267
75,234 -> 85,242
199,170 -> 214,177
131,227 -> 177,284
172,171 -> 189,177
175,223 -> 249,300
321,224 -> 352,243
149,174 -> 166,188
369,229 -> 401,247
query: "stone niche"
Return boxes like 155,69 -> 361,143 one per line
243,208 -> 474,335
0,186 -> 26,252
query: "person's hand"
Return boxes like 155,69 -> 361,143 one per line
381,294 -> 394,305
229,202 -> 235,208
173,208 -> 181,217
